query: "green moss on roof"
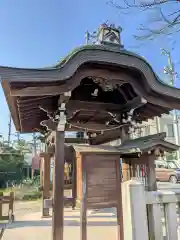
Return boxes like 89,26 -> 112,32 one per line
53,44 -> 172,89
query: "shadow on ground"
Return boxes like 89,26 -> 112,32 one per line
6,219 -> 117,229
6,207 -> 117,229
4,207 -> 171,240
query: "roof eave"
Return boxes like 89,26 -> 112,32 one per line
1,80 -> 21,131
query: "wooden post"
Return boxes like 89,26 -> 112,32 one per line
0,192 -> 3,219
146,154 -> 157,191
146,153 -> 157,239
80,160 -> 87,240
40,158 -> 43,187
72,154 -> 77,210
116,159 -> 124,240
52,109 -> 66,240
131,161 -> 136,178
122,160 -> 130,182
120,127 -> 131,182
9,192 -> 14,216
42,154 -> 51,218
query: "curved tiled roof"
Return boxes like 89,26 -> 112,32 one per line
1,44 -> 180,133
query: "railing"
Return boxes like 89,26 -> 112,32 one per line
131,164 -> 148,188
122,180 -> 180,240
122,163 -> 148,189
0,192 -> 15,239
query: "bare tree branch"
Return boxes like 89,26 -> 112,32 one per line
109,0 -> 180,40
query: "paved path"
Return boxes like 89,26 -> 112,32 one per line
3,208 -> 118,240
2,184 -> 180,239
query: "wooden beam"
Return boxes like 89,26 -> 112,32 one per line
89,127 -> 126,145
42,154 -> 51,218
66,97 -> 144,113
11,85 -> 65,97
17,96 -> 51,103
67,100 -> 123,112
18,105 -> 41,112
40,119 -> 121,132
17,100 -> 54,109
52,130 -> 65,240
65,138 -> 89,144
14,88 -> 178,110
20,110 -> 42,116
19,96 -> 145,122
121,96 -> 147,111
20,114 -> 42,121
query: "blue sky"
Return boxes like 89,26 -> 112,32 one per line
0,0 -> 179,140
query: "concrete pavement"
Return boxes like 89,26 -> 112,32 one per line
2,183 -> 180,239
3,208 -> 118,240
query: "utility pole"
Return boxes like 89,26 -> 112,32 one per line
17,132 -> 20,143
33,132 -> 37,154
85,31 -> 90,44
155,117 -> 161,133
161,48 -> 180,159
8,115 -> 12,146
31,132 -> 37,179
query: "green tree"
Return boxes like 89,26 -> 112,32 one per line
0,138 -> 27,187
12,139 -> 32,154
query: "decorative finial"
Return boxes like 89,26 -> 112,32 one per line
96,23 -> 123,48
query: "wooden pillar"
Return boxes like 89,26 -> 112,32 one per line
72,154 -> 77,210
40,158 -> 43,187
120,127 -> 131,182
131,161 -> 136,178
80,160 -> 87,240
122,159 -> 131,182
116,159 -> 124,240
42,154 -> 51,218
52,113 -> 66,240
146,154 -> 157,191
0,192 -> 3,219
146,153 -> 157,239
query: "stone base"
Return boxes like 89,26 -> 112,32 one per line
75,199 -> 81,209
41,215 -> 52,219
42,208 -> 50,218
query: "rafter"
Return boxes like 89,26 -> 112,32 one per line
10,85 -> 66,97
66,96 -> 144,113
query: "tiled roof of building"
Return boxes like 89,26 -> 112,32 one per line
117,132 -> 179,153
72,132 -> 179,155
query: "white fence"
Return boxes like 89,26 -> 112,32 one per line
122,180 -> 180,240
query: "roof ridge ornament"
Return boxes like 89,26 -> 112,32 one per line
85,23 -> 124,49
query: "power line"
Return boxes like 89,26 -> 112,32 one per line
161,48 -> 180,159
